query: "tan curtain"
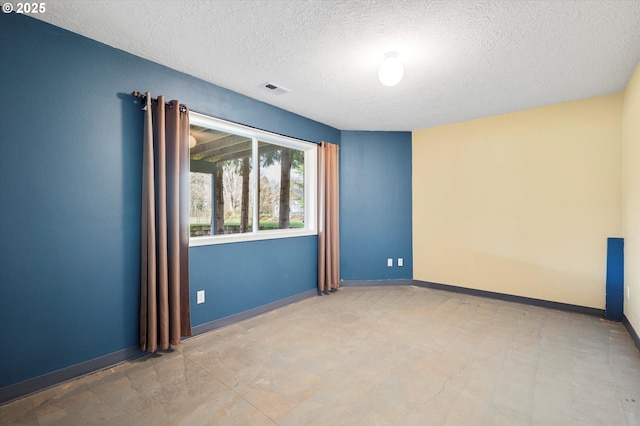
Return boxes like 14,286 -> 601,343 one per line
140,93 -> 192,353
318,141 -> 340,295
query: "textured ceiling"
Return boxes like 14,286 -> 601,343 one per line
33,0 -> 640,131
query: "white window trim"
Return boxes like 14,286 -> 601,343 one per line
189,112 -> 317,246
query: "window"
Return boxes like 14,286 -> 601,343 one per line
189,112 -> 317,245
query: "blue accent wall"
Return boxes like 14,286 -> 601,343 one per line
339,131 -> 413,280
606,237 -> 624,321
190,237 -> 317,325
0,14 -> 339,389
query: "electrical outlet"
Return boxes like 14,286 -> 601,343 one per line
197,290 -> 205,304
398,258 -> 403,267
387,258 -> 393,267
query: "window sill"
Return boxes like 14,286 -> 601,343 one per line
189,228 -> 317,247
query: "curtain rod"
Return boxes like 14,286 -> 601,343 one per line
131,91 -> 321,145
131,91 -> 188,113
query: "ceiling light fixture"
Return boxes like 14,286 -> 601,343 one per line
378,51 -> 404,87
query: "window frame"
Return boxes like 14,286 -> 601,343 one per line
189,112 -> 317,246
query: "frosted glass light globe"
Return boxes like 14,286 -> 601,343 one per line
378,52 -> 404,86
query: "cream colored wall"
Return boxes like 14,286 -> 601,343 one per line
623,64 -> 640,330
413,94 -> 622,309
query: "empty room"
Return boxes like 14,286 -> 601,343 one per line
1,1 -> 640,424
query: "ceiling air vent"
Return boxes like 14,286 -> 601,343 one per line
262,82 -> 290,95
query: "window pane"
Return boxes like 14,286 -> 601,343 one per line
190,172 -> 212,236
188,111 -> 317,245
190,126 -> 253,236
258,142 -> 305,231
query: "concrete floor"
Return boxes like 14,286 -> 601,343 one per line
2,285 -> 640,425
